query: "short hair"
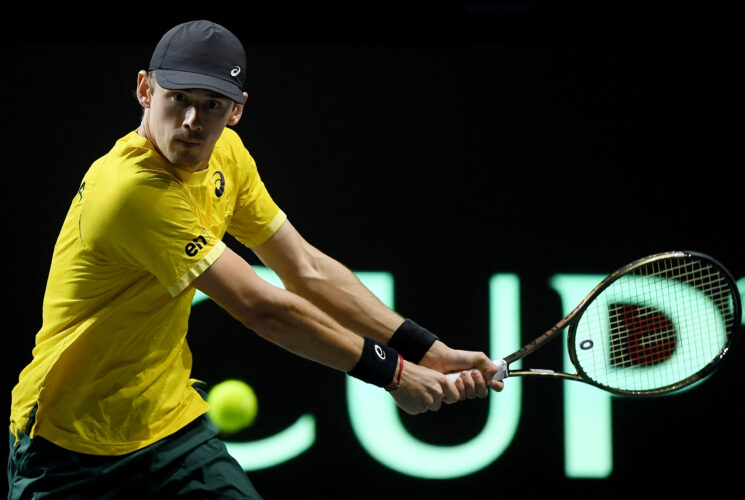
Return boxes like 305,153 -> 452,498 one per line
148,70 -> 158,94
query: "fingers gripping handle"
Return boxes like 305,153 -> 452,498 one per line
445,359 -> 508,382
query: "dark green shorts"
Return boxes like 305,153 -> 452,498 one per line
7,386 -> 261,499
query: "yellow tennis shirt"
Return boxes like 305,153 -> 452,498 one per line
9,127 -> 286,455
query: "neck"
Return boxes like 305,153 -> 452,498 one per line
137,111 -> 155,147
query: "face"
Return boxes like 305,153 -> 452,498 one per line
136,71 -> 246,171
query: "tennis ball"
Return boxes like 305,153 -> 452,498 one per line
207,379 -> 258,433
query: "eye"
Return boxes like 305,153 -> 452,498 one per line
171,92 -> 188,103
206,100 -> 222,110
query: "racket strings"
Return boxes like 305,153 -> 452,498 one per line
575,257 -> 737,393
601,283 -> 731,344
607,304 -> 676,367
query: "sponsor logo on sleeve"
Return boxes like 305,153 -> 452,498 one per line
185,232 -> 209,257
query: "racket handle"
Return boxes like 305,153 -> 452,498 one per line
445,359 -> 508,382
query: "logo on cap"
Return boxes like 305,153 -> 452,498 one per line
230,66 -> 241,77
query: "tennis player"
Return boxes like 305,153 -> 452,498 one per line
8,20 -> 503,498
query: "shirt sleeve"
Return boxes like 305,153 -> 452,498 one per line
80,172 -> 225,297
224,134 -> 287,248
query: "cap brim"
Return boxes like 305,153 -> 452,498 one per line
155,69 -> 245,104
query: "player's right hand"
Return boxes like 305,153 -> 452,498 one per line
389,360 -> 460,414
419,341 -> 505,396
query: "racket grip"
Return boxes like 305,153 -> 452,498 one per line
445,359 -> 508,382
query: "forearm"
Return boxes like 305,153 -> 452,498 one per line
280,251 -> 404,343
194,249 -> 363,372
243,285 -> 364,371
248,221 -> 496,391
247,291 -> 458,410
251,221 -> 404,342
194,246 -> 486,412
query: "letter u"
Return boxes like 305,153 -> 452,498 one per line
347,274 -> 523,479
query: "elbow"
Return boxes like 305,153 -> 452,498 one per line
282,250 -> 329,296
230,287 -> 287,342
231,291 -> 269,332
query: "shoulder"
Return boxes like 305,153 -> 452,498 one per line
213,128 -> 257,170
90,131 -> 183,191
94,157 -> 183,214
216,126 -> 245,149
82,137 -> 191,234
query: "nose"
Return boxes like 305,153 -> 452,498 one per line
183,106 -> 202,130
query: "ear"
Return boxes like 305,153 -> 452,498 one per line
136,70 -> 152,109
227,92 -> 248,126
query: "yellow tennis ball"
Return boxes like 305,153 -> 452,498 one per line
207,379 -> 258,433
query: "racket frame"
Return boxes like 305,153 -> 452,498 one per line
499,251 -> 741,397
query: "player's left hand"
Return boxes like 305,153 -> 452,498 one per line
419,341 -> 504,400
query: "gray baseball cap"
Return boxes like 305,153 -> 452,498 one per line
149,20 -> 246,103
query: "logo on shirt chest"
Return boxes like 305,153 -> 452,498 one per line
212,171 -> 225,198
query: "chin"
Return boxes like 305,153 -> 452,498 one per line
168,152 -> 207,171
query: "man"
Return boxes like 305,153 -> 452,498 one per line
8,20 -> 503,498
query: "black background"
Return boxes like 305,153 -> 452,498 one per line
3,2 -> 743,498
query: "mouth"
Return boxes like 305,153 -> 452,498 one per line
175,138 -> 202,148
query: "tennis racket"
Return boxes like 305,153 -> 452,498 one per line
448,251 -> 741,396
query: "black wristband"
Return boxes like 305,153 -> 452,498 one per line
387,319 -> 439,363
348,337 -> 400,388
